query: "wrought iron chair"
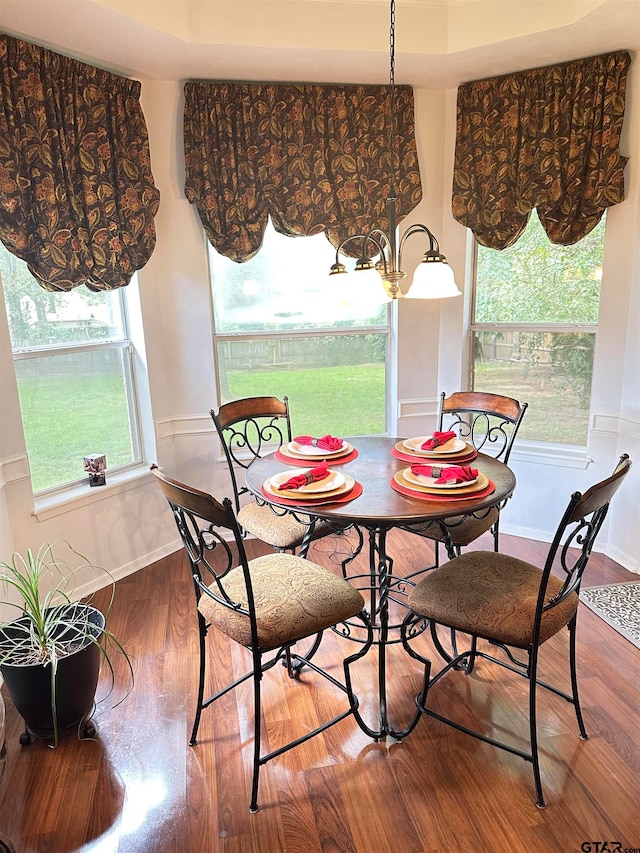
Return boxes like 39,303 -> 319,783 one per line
211,395 -> 334,558
400,454 -> 631,808
150,464 -> 372,813
407,391 -> 528,564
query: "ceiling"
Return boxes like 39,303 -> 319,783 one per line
0,0 -> 638,86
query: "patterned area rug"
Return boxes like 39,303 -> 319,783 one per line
580,581 -> 640,649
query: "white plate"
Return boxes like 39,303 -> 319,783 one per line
404,467 -> 479,490
264,474 -> 355,502
268,468 -> 346,494
395,470 -> 489,498
403,436 -> 466,455
288,440 -> 347,457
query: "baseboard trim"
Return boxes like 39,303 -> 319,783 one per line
73,538 -> 182,601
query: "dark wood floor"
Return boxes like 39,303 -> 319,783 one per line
1,528 -> 638,853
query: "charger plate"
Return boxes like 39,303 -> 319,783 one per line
263,473 -> 355,502
396,468 -> 487,495
392,442 -> 477,465
261,478 -> 362,507
391,471 -> 494,501
275,446 -> 358,465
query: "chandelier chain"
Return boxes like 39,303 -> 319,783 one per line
389,0 -> 395,91
389,0 -> 397,196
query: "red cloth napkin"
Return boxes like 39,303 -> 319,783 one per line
410,463 -> 478,485
294,434 -> 343,452
278,461 -> 330,490
421,430 -> 457,451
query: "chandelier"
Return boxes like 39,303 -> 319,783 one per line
329,0 -> 461,302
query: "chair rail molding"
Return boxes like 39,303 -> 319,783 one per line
591,411 -> 640,443
0,453 -> 30,488
155,414 -> 214,439
397,397 -> 439,436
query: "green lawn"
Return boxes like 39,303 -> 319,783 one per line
17,363 -> 386,491
17,374 -> 135,492
226,364 -> 386,436
474,362 -> 590,443
22,357 -> 586,493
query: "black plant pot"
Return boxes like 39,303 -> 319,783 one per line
0,605 -> 105,743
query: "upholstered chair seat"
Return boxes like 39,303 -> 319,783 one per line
238,501 -> 328,551
198,552 -> 365,650
408,551 -> 579,648
421,507 -> 500,548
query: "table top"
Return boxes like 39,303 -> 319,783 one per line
245,435 -> 516,528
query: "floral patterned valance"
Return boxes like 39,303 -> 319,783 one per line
0,34 -> 160,291
452,51 -> 630,249
183,81 -> 422,261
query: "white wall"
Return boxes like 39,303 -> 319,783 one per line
0,64 -> 638,597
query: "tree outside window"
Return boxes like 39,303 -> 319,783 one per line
472,211 -> 606,445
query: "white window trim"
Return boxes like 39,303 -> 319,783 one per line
509,440 -> 592,469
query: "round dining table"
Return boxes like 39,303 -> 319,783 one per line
245,435 -> 517,738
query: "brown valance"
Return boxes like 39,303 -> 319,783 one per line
0,34 -> 160,291
183,81 -> 422,261
452,51 -> 630,248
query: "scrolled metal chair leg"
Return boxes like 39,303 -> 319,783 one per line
528,646 -> 546,809
190,611 -> 208,745
568,616 -> 588,740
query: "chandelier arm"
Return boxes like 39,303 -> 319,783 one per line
399,224 -> 437,254
398,225 -> 444,271
367,229 -> 392,258
334,234 -> 389,274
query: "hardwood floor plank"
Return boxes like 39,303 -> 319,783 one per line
0,532 -> 638,852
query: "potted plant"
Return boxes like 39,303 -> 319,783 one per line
0,542 -> 133,746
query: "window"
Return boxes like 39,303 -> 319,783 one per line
471,211 -> 605,445
209,220 -> 391,437
0,243 -> 143,494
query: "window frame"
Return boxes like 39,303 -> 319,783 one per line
5,277 -> 145,496
208,224 -> 395,437
468,222 -> 603,448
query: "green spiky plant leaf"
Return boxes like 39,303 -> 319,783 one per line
0,542 -> 134,746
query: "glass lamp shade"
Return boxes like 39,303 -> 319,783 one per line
352,266 -> 392,303
405,259 -> 462,299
